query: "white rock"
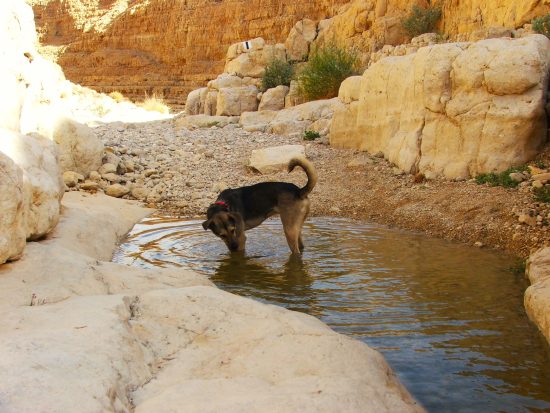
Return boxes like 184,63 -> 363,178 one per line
258,85 -> 289,111
216,86 -> 259,116
249,145 -> 306,174
239,110 -> 278,132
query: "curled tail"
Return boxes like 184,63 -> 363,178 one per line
288,157 -> 317,198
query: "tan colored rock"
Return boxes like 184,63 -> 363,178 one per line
174,114 -> 239,129
216,86 -> 259,116
225,42 -> 287,78
525,247 -> 550,344
105,183 -> 130,198
0,130 -> 63,240
205,90 -> 218,116
249,145 -> 306,174
185,87 -> 207,115
268,98 -> 344,137
532,173 -> 550,183
258,85 -> 289,111
52,117 -> 104,175
239,110 -> 278,132
284,80 -> 305,108
338,76 -> 363,104
0,151 -> 26,264
63,171 -> 84,187
285,19 -> 318,61
330,36 -> 550,179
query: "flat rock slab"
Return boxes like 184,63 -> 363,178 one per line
525,247 -> 550,344
249,144 -> 306,174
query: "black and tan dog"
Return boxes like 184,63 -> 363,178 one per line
202,157 -> 317,254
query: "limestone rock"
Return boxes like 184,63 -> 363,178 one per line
285,19 -> 317,61
268,98 -> 344,137
338,76 -> 362,104
174,114 -> 239,129
284,80 -> 305,108
239,110 -> 278,132
185,87 -> 207,115
525,247 -> 550,344
63,171 -> 84,187
249,145 -> 306,174
216,86 -> 259,116
330,35 -> 550,179
98,163 -> 117,175
105,183 -> 130,198
0,130 -> 63,240
259,86 -> 289,111
0,151 -> 26,264
225,41 -> 287,78
52,117 -> 104,175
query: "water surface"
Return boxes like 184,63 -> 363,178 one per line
113,216 -> 550,413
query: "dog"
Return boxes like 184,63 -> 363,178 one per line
202,157 -> 317,254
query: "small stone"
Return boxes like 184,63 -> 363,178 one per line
347,158 -> 372,168
131,186 -> 149,200
105,184 -> 130,198
531,172 -> 550,182
80,181 -> 99,191
373,151 -> 385,158
474,241 -> 484,248
518,214 -> 537,226
509,172 -> 527,183
212,181 -> 229,193
63,171 -> 84,188
532,180 -> 544,189
144,169 -> 158,177
98,163 -> 117,175
89,171 -> 101,181
102,173 -> 122,183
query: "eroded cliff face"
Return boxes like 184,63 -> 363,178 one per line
29,0 -> 349,106
30,0 -> 550,107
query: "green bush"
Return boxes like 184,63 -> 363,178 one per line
261,59 -> 293,91
297,43 -> 359,101
475,165 -> 529,188
533,14 -> 550,38
402,5 -> 442,38
303,130 -> 321,141
534,186 -> 550,203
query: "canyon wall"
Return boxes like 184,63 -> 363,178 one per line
29,0 -> 550,107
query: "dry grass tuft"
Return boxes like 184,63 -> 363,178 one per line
109,91 -> 127,103
137,94 -> 170,114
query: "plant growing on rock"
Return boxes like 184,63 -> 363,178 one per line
402,5 -> 442,38
261,58 -> 294,91
475,165 -> 529,188
534,186 -> 550,203
303,130 -> 321,141
533,14 -> 550,38
297,43 -> 359,101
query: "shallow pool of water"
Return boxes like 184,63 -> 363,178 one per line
113,216 -> 550,413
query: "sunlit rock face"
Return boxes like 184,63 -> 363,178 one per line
330,35 -> 550,179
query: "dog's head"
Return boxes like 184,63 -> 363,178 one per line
202,211 -> 245,252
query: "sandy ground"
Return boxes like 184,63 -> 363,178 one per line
93,117 -> 550,259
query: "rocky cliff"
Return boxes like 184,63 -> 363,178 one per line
30,0 -> 550,107
29,0 -> 350,107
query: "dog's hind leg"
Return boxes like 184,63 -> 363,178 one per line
280,200 -> 309,254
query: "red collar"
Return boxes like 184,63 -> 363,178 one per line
214,201 -> 229,209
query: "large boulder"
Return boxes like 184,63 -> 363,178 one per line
259,85 -> 289,111
216,86 -> 259,116
239,110 -> 278,132
285,19 -> 318,61
225,38 -> 287,78
525,247 -> 550,345
52,117 -> 104,175
338,76 -> 362,104
0,152 -> 26,264
0,130 -> 63,240
185,87 -> 207,115
249,145 -> 306,174
330,35 -> 550,179
268,98 -> 344,136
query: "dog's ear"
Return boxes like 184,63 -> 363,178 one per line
202,219 -> 212,230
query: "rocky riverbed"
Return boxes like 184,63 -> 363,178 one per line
69,116 -> 550,259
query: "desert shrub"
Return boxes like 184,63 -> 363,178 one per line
534,186 -> 550,203
402,5 -> 442,38
475,165 -> 529,188
109,91 -> 126,103
262,59 -> 294,91
297,43 -> 359,101
303,130 -> 321,141
533,14 -> 550,38
137,93 -> 170,114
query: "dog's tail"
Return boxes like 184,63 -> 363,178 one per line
288,157 -> 317,198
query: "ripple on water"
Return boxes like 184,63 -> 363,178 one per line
113,216 -> 550,413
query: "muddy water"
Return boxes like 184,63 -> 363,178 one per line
113,216 -> 550,413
